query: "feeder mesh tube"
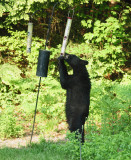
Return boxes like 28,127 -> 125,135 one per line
61,18 -> 72,56
27,22 -> 33,53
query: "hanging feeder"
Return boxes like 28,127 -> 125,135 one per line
36,50 -> 51,77
26,14 -> 33,53
26,10 -> 42,53
61,9 -> 74,56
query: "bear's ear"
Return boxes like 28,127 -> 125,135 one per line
80,60 -> 88,65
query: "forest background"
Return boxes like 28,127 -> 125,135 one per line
0,0 -> 131,159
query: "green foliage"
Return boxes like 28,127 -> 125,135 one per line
83,132 -> 131,160
89,76 -> 131,135
81,6 -> 130,76
0,62 -> 130,138
0,29 -> 130,138
0,30 -> 45,70
0,1 -> 131,155
0,63 -> 66,137
0,0 -> 130,78
39,77 -> 65,120
0,106 -> 23,139
0,0 -> 74,28
0,63 -> 22,85
0,131 -> 130,159
0,62 -> 130,160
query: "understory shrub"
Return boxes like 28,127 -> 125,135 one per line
88,75 -> 131,135
0,106 -> 23,139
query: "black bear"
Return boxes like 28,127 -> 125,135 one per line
58,53 -> 91,143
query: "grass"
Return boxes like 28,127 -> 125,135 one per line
0,131 -> 131,160
0,143 -> 70,160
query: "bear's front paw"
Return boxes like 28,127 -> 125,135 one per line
58,55 -> 65,61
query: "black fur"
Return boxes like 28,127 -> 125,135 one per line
58,53 -> 91,143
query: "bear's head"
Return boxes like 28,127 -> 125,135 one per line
64,53 -> 88,68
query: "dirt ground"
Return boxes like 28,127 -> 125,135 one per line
0,134 -> 66,148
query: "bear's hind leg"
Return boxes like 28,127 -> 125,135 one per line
69,116 -> 84,143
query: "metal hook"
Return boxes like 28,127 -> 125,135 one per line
27,9 -> 44,22
68,8 -> 74,18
